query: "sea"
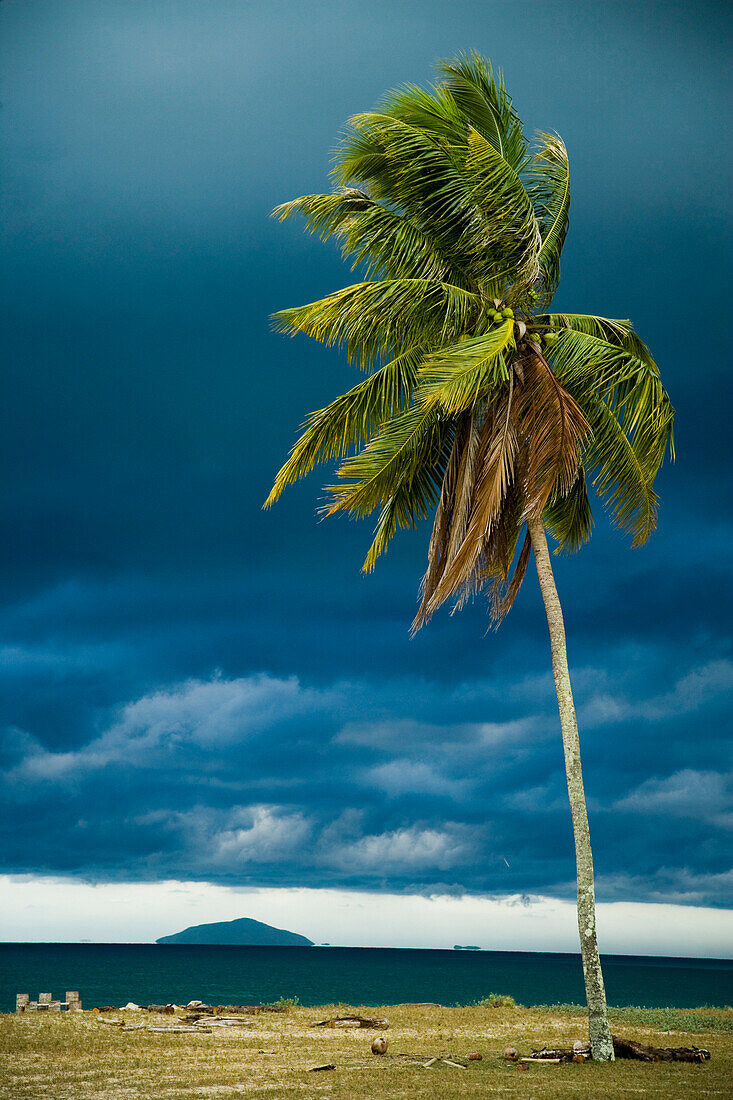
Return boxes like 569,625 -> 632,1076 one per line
1,944 -> 731,1013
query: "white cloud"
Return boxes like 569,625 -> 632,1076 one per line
580,659 -> 733,728
136,803 -> 315,868
6,673 -> 344,783
361,759 -> 471,797
614,769 -> 732,825
329,824 -> 478,873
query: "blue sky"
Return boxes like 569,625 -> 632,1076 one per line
1,1 -> 731,943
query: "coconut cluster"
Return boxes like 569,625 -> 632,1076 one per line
531,329 -> 559,348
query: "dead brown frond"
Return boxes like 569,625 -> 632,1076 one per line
516,345 -> 589,520
413,341 -> 590,631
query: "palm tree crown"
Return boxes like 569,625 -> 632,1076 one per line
265,52 -> 674,630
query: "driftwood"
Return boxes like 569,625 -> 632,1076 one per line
313,1015 -> 389,1029
200,1018 -> 254,1027
146,1025 -> 211,1033
529,1037 -> 711,1064
612,1036 -> 711,1063
145,1004 -> 176,1014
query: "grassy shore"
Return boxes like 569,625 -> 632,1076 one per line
2,1001 -> 731,1098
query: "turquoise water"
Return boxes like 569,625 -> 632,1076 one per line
1,944 -> 731,1013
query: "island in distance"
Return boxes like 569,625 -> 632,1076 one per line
156,916 -> 313,946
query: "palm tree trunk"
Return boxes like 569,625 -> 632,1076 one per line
527,515 -> 614,1062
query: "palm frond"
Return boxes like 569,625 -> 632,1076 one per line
515,347 -> 589,518
464,127 -> 541,298
378,81 -> 468,144
334,112 -> 523,290
334,113 -> 486,253
272,279 -> 478,371
335,200 -> 467,283
489,526 -> 532,623
543,469 -> 594,552
264,345 -> 424,507
417,322 -> 514,415
536,312 -> 633,341
272,189 -> 371,239
362,424 -> 454,571
578,388 -> 661,546
547,326 -> 674,488
529,133 -> 570,307
423,386 -> 518,620
324,403 -> 442,520
437,52 -> 527,170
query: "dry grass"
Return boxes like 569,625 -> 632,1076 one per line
1,1003 -> 731,1099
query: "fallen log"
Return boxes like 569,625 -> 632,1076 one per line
529,1037 -> 711,1064
313,1015 -> 389,1029
612,1036 -> 711,1063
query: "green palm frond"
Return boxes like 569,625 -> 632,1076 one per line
536,312 -> 634,341
378,81 -> 468,144
548,326 -> 674,482
272,189 -> 371,239
417,322 -> 514,415
578,388 -> 661,546
334,113 -> 518,288
264,345 -> 424,507
274,189 -> 467,285
546,329 -> 671,544
324,403 -> 443,520
272,279 -> 478,371
543,470 -> 594,552
437,52 -> 527,170
464,128 -> 541,298
334,201 -> 465,283
334,113 -> 483,241
362,426 -> 454,572
529,133 -> 570,307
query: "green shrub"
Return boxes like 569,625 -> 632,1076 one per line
473,992 -> 517,1008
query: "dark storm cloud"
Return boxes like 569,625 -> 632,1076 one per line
3,657 -> 731,902
1,2 -> 731,906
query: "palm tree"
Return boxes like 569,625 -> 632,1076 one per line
265,53 -> 674,1060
